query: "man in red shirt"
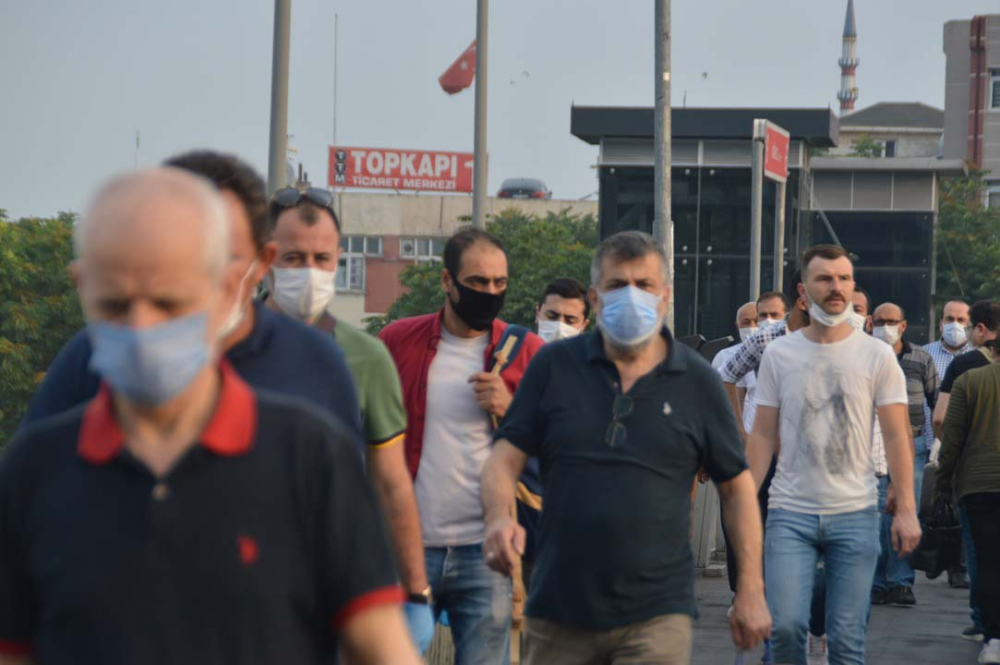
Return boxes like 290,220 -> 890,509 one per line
379,228 -> 542,665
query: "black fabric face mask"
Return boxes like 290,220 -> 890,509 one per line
448,274 -> 506,331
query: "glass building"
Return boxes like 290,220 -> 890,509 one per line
571,106 -> 964,343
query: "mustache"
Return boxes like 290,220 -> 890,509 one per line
823,294 -> 846,303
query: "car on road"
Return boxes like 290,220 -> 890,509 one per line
497,178 -> 551,199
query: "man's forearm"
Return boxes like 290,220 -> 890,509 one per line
883,429 -> 916,511
481,448 -> 520,525
746,435 -> 776,494
723,382 -> 748,440
719,471 -> 765,592
373,477 -> 427,593
932,393 -> 950,440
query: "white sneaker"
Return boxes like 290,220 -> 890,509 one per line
807,633 -> 828,665
979,639 -> 1000,664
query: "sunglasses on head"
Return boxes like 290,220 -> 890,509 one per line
270,187 -> 340,230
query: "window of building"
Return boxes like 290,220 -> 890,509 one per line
335,235 -> 382,291
992,70 -> 1000,109
987,186 -> 1000,209
400,237 -> 446,262
883,140 -> 897,158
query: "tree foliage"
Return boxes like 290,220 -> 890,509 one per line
850,135 -> 883,158
935,170 -> 1000,306
365,208 -> 598,334
0,210 -> 84,445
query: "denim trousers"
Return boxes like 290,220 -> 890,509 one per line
425,544 -> 512,665
765,507 -> 879,665
872,448 -> 928,591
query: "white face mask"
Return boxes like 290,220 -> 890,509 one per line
873,325 -> 900,346
271,267 -> 336,323
941,321 -> 968,348
537,319 -> 581,343
848,310 -> 867,332
218,260 -> 259,341
758,317 -> 781,330
739,327 -> 757,343
808,299 -> 853,328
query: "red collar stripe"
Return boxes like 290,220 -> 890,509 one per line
77,361 -> 257,464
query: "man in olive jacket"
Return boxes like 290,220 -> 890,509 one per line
938,346 -> 1000,664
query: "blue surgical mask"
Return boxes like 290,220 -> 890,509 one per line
88,311 -> 213,406
598,285 -> 663,347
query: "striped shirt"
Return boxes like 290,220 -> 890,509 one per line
719,320 -> 787,383
896,339 -> 939,432
920,340 -> 971,446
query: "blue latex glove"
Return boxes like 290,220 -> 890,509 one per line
403,602 -> 435,655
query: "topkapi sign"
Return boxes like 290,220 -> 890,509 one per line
329,146 -> 475,193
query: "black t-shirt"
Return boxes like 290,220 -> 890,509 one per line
0,367 -> 401,664
941,348 -> 991,393
494,328 -> 747,630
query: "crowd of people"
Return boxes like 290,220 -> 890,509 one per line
0,150 -> 996,665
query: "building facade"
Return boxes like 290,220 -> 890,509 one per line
943,14 -> 1000,207
331,193 -> 597,327
829,102 -> 944,159
572,105 -> 963,344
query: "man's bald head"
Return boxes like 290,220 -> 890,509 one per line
873,302 -> 904,321
736,301 -> 758,330
75,167 -> 229,280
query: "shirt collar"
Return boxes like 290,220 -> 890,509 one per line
431,307 -> 505,349
586,326 -> 687,373
78,361 -> 258,465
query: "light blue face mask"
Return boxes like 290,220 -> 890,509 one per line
88,311 -> 212,406
598,285 -> 663,347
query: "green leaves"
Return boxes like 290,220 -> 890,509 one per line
0,211 -> 84,447
364,208 -> 597,334
935,170 -> 1000,307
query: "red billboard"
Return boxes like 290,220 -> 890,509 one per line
329,146 -> 474,193
763,123 -> 790,183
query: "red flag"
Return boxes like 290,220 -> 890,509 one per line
439,41 -> 476,95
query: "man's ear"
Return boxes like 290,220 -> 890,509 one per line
588,286 -> 600,313
440,268 -> 452,294
899,320 -> 908,336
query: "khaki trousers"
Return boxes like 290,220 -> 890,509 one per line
522,614 -> 693,665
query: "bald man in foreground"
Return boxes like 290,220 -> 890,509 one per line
0,170 -> 420,665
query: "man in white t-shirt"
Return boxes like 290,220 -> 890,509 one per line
747,244 -> 922,665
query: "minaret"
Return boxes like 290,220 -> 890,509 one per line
837,0 -> 859,115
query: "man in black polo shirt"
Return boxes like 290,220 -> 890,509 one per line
480,231 -> 771,664
0,169 -> 419,664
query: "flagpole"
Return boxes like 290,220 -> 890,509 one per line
471,0 -> 488,229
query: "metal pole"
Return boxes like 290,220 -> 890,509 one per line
654,0 -> 674,329
471,0 -> 489,229
750,121 -> 764,300
772,179 -> 787,291
267,0 -> 292,196
333,13 -> 338,148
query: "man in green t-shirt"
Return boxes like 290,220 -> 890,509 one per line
263,187 -> 433,655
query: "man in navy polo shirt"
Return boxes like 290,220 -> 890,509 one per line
0,169 -> 418,664
21,151 -> 363,451
481,231 -> 771,664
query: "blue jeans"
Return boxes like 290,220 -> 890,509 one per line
425,544 -> 511,665
872,448 -> 928,591
765,507 -> 879,665
958,506 -> 984,630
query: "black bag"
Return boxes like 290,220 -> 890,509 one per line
907,494 -> 962,580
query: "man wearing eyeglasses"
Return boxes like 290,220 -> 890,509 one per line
868,302 -> 939,608
264,187 -> 434,655
480,231 -> 771,664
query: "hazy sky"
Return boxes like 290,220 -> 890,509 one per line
1,0 -> 994,220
